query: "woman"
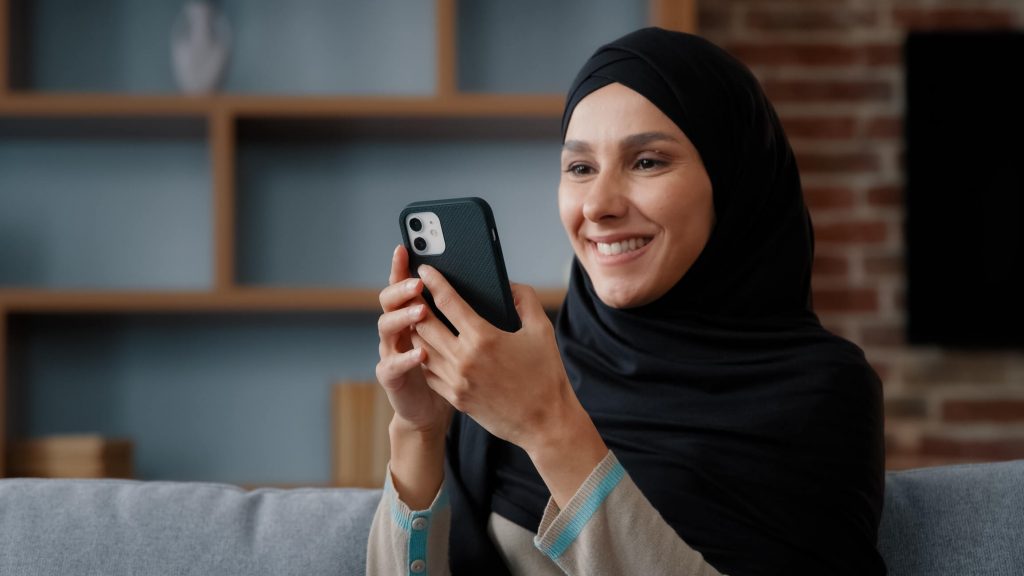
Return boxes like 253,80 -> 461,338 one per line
368,27 -> 886,575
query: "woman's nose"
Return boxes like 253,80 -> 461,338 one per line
582,170 -> 629,222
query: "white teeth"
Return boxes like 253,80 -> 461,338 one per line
595,237 -> 649,256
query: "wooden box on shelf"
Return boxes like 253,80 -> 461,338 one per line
332,381 -> 393,488
8,434 -> 134,479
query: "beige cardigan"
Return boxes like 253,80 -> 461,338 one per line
366,451 -> 724,575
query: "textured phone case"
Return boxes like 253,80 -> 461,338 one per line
400,197 -> 521,333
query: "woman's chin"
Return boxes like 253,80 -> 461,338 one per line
593,281 -> 652,309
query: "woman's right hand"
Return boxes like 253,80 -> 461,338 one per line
375,245 -> 453,437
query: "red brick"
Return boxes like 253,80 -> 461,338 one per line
942,400 -> 1024,423
781,116 -> 857,139
726,43 -> 900,68
762,79 -> 893,103
804,186 -> 856,210
864,254 -> 903,276
727,44 -> 857,67
867,185 -> 902,206
894,288 -> 906,310
797,151 -> 880,174
862,322 -> 905,347
886,397 -> 928,419
865,44 -> 901,66
920,436 -> 1024,461
747,9 -> 878,31
865,116 -> 902,139
903,354 -> 1009,388
697,9 -> 732,33
812,254 -> 850,277
893,9 -> 1015,30
812,288 -> 879,313
814,220 -> 889,244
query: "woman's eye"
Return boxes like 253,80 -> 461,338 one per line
635,157 -> 663,171
567,164 -> 593,176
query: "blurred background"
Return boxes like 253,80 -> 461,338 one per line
0,0 -> 1021,487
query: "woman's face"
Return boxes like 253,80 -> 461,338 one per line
559,82 -> 715,309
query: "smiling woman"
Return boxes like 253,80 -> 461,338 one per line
559,83 -> 715,309
369,27 -> 885,576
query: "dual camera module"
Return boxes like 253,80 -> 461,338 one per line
409,218 -> 427,251
405,212 -> 446,256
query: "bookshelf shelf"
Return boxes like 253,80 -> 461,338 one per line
0,93 -> 566,119
0,288 -> 567,314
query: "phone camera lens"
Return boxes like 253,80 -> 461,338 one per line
413,237 -> 428,251
409,218 -> 423,232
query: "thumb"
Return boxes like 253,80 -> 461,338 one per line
510,283 -> 547,326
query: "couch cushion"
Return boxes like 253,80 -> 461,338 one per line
879,459 -> 1024,576
0,478 -> 382,576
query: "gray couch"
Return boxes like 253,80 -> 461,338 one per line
1,460 -> 1021,575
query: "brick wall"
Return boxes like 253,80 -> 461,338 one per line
698,0 -> 1024,469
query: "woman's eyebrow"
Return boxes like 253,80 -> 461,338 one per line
621,131 -> 681,149
562,132 -> 681,154
562,140 -> 592,154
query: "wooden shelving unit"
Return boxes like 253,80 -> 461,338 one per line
0,0 -> 695,481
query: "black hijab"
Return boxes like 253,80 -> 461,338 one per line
446,28 -> 886,575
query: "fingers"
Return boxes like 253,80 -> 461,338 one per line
410,333 -> 459,403
379,276 -> 423,313
378,303 -> 427,346
417,265 -> 486,334
388,244 -> 410,286
381,245 -> 423,312
375,346 -> 426,392
510,283 -> 547,327
410,309 -> 459,356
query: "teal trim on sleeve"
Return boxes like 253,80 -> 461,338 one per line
544,460 -> 626,561
386,478 -> 449,576
408,511 -> 429,574
390,497 -> 412,532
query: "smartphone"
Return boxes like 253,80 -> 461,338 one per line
399,197 -> 521,334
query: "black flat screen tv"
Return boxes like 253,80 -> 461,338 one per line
905,31 -> 1024,348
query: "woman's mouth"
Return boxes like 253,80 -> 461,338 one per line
595,237 -> 650,256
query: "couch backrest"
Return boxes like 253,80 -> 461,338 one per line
879,459 -> 1024,576
4,460 -> 1022,576
0,478 -> 383,576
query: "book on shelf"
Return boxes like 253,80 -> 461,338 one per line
8,434 -> 134,479
332,381 -> 393,488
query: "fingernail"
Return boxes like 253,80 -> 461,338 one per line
418,265 -> 430,278
406,278 -> 419,292
393,245 -> 401,257
408,304 -> 423,318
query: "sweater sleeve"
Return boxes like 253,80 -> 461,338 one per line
366,464 -> 451,576
533,451 -> 726,576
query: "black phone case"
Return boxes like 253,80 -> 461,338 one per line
399,197 -> 521,334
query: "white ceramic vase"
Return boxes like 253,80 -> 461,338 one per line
171,1 -> 231,94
